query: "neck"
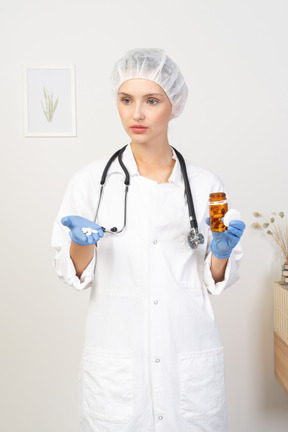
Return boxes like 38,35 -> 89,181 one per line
130,138 -> 172,166
130,139 -> 175,184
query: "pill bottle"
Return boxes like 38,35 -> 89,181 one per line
209,193 -> 228,232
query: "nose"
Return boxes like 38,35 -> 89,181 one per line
133,102 -> 145,121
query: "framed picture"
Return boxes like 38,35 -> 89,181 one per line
23,65 -> 76,137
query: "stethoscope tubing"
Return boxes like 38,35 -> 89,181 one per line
94,145 -> 129,233
100,145 -> 129,186
170,146 -> 199,231
94,145 -> 204,246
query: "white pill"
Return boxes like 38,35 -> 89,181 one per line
82,227 -> 92,235
223,209 -> 241,227
81,227 -> 98,236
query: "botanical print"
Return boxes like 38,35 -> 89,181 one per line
41,87 -> 59,122
23,65 -> 76,137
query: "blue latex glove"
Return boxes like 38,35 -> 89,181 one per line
61,215 -> 104,246
206,217 -> 245,259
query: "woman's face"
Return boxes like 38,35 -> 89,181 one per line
117,79 -> 172,145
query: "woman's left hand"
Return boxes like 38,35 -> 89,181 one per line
206,218 -> 246,259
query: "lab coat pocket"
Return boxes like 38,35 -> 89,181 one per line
179,347 -> 225,421
83,349 -> 134,423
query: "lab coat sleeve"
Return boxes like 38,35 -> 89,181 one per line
53,243 -> 96,291
203,235 -> 243,295
51,169 -> 97,291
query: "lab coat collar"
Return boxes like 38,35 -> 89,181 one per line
121,144 -> 183,187
168,147 -> 183,187
122,144 -> 141,177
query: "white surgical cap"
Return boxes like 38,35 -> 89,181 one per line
112,48 -> 188,119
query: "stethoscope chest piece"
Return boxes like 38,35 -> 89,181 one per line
187,228 -> 205,249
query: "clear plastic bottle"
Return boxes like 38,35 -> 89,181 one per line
209,193 -> 228,232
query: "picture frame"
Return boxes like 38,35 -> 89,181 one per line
23,65 -> 76,137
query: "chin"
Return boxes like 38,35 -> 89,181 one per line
129,134 -> 150,145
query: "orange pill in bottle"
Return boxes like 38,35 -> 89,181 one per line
209,193 -> 228,232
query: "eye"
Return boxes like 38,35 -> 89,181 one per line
121,97 -> 131,104
147,98 -> 158,105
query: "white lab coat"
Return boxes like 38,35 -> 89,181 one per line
52,144 -> 243,432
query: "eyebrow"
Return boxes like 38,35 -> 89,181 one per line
118,92 -> 164,98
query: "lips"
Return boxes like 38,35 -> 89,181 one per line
130,125 -> 148,133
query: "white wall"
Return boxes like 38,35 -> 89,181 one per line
1,0 -> 288,431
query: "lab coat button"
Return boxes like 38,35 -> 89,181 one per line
158,415 -> 163,420
154,300 -> 158,305
153,240 -> 158,245
155,358 -> 160,363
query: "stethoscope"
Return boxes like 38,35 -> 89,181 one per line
94,145 -> 204,249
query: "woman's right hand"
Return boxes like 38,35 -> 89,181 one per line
61,215 -> 104,246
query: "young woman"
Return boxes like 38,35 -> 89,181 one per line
52,48 -> 245,432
